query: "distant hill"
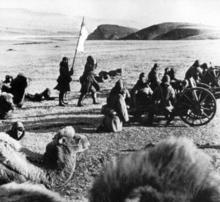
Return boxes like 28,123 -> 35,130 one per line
121,22 -> 220,40
87,24 -> 138,40
0,8 -> 142,38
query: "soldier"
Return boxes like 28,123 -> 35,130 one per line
151,75 -> 177,125
130,72 -> 153,110
54,57 -> 73,106
97,79 -> 130,132
148,63 -> 161,91
185,60 -> 203,83
77,56 -> 100,106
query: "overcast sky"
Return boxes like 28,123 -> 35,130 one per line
1,0 -> 220,27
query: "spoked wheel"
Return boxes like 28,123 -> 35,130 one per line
202,67 -> 220,87
178,87 -> 217,126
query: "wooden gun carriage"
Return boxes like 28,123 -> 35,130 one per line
129,75 -> 220,126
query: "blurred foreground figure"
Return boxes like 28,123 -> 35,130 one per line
54,57 -> 73,106
78,55 -> 100,106
6,121 -> 25,141
90,137 -> 220,202
0,182 -> 65,202
0,92 -> 15,119
0,126 -> 90,188
97,79 -> 130,132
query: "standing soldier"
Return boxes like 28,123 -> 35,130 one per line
55,57 -> 73,106
77,56 -> 100,106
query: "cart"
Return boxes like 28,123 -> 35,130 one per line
129,78 -> 219,126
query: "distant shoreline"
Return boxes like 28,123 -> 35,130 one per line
0,35 -> 77,41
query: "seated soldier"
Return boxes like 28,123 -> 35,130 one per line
163,67 -> 183,92
1,75 -> 13,93
0,92 -> 15,119
185,60 -> 203,83
148,63 -> 161,91
6,121 -> 25,141
151,75 -> 177,125
2,74 -> 30,108
96,79 -> 130,132
130,72 -> 153,110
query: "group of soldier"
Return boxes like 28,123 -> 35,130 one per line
0,56 -> 212,137
97,59 -> 212,132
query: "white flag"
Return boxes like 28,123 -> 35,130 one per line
77,22 -> 89,52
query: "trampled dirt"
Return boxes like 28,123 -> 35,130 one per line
1,38 -> 220,200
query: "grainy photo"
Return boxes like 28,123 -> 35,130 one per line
1,0 -> 220,201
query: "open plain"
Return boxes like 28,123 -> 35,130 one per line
1,37 -> 220,200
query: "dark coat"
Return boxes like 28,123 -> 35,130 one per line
55,61 -> 73,93
80,63 -> 100,93
106,80 -> 130,122
148,68 -> 161,90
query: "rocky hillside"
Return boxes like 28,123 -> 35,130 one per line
0,8 -> 142,38
121,22 -> 220,40
87,24 -> 138,40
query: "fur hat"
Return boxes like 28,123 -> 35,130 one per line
139,72 -> 145,80
87,55 -> 96,65
152,63 -> 159,70
193,60 -> 201,67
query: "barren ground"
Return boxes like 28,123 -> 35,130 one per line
1,38 -> 220,201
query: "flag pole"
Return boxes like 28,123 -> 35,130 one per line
71,16 -> 85,71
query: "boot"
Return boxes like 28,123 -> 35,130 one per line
77,94 -> 86,107
62,92 -> 68,104
92,92 -> 100,104
59,92 -> 65,107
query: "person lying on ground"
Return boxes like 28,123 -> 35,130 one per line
25,88 -> 56,102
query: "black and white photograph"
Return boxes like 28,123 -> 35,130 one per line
1,0 -> 220,201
